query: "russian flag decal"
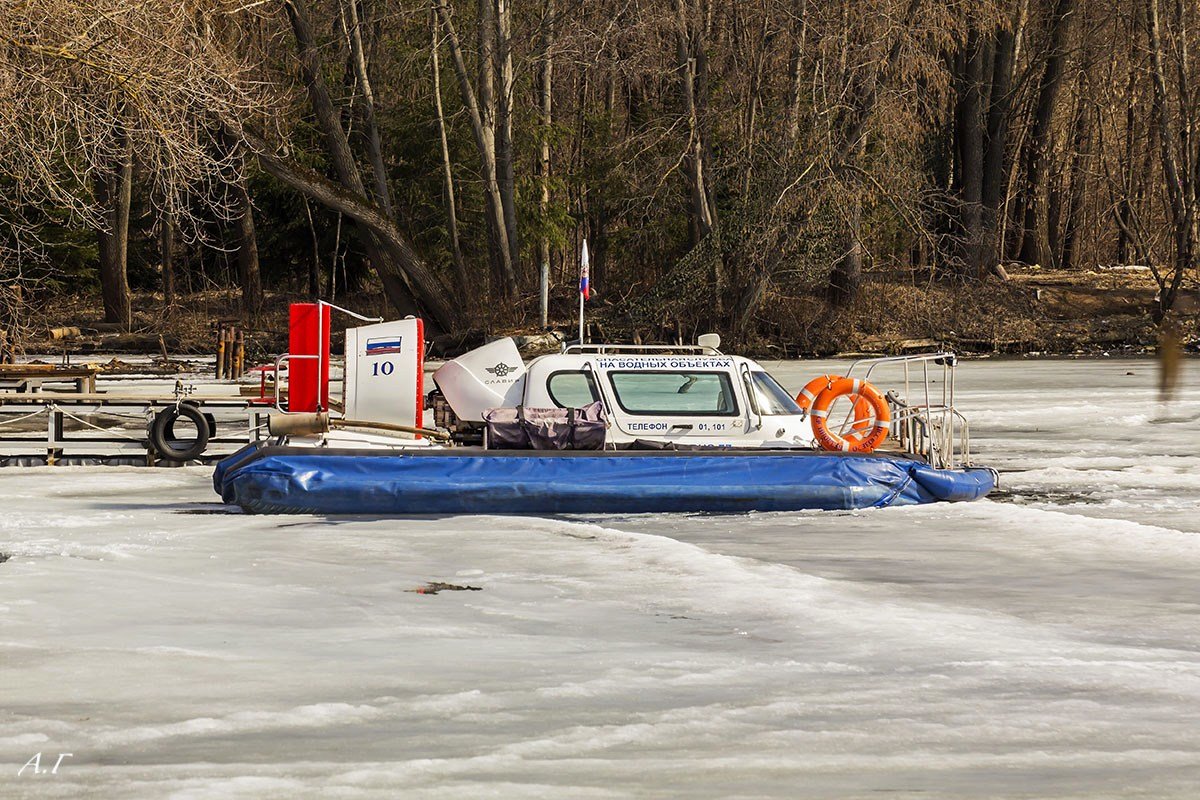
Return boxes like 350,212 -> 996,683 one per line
365,336 -> 403,355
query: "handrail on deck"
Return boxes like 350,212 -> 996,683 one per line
831,351 -> 969,470
562,343 -> 723,356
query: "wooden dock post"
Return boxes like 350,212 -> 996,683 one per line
215,326 -> 227,380
215,323 -> 250,381
234,329 -> 245,379
227,326 -> 238,378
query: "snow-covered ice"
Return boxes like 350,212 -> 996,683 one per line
1,358 -> 1198,798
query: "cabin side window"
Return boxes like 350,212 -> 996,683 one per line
546,370 -> 600,408
607,371 -> 740,416
750,372 -> 804,415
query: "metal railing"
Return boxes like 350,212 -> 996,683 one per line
840,352 -> 970,469
271,353 -> 310,413
562,343 -> 723,356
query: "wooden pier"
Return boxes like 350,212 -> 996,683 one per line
0,364 -> 99,394
0,392 -> 269,464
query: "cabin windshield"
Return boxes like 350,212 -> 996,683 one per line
750,371 -> 803,416
607,371 -> 739,416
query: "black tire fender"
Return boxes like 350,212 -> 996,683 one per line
159,404 -> 217,439
149,405 -> 211,461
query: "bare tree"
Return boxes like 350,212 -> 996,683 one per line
1144,0 -> 1197,320
339,0 -> 393,220
232,175 -> 263,317
435,0 -> 519,300
278,0 -> 455,330
674,0 -> 717,246
431,7 -> 468,294
1015,0 -> 1077,266
94,126 -> 133,326
159,216 -> 176,309
0,0 -> 263,296
3,0 -> 1195,348
495,0 -> 520,278
537,0 -> 556,319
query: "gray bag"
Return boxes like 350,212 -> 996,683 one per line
483,401 -> 606,450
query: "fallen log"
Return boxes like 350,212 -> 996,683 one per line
72,334 -> 181,354
49,326 -> 82,340
86,322 -> 130,333
858,336 -> 941,354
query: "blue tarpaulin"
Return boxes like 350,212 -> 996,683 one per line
215,445 -> 996,515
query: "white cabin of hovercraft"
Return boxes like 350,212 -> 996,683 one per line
431,335 -> 814,448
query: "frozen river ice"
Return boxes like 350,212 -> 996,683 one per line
1,358 -> 1198,798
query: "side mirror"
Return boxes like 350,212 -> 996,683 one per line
697,333 -> 721,351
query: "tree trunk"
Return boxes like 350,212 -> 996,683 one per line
957,30 -> 987,277
1016,0 -> 1076,266
1046,167 -> 1064,267
1060,88 -> 1093,270
233,177 -> 263,316
1116,67 -> 1138,265
980,0 -> 1025,275
95,129 -> 133,328
739,13 -> 769,195
430,8 -> 468,294
537,0 -> 555,314
828,194 -> 863,305
341,0 -> 394,220
1146,0 -> 1196,321
674,0 -> 715,245
495,0 -> 520,279
435,0 -> 517,300
694,3 -> 718,238
786,5 -> 808,144
159,216 -> 175,309
303,199 -> 321,296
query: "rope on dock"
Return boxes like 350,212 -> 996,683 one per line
52,404 -> 148,442
0,407 -> 48,427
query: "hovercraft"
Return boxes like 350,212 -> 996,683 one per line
214,304 -> 995,514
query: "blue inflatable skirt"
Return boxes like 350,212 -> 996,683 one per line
214,444 -> 996,515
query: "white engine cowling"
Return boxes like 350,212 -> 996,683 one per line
432,337 -> 526,421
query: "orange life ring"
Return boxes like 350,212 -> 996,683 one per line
809,377 -> 891,453
796,374 -> 873,442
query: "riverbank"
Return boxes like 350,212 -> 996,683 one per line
16,265 -> 1198,361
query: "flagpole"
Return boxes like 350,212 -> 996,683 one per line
540,259 -> 549,329
578,239 -> 589,344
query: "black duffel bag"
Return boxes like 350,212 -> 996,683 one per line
483,401 -> 606,450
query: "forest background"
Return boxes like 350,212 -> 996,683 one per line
1,0 -> 1198,356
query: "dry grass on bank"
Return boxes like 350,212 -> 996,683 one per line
746,266 -> 1193,357
17,265 -> 1197,361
